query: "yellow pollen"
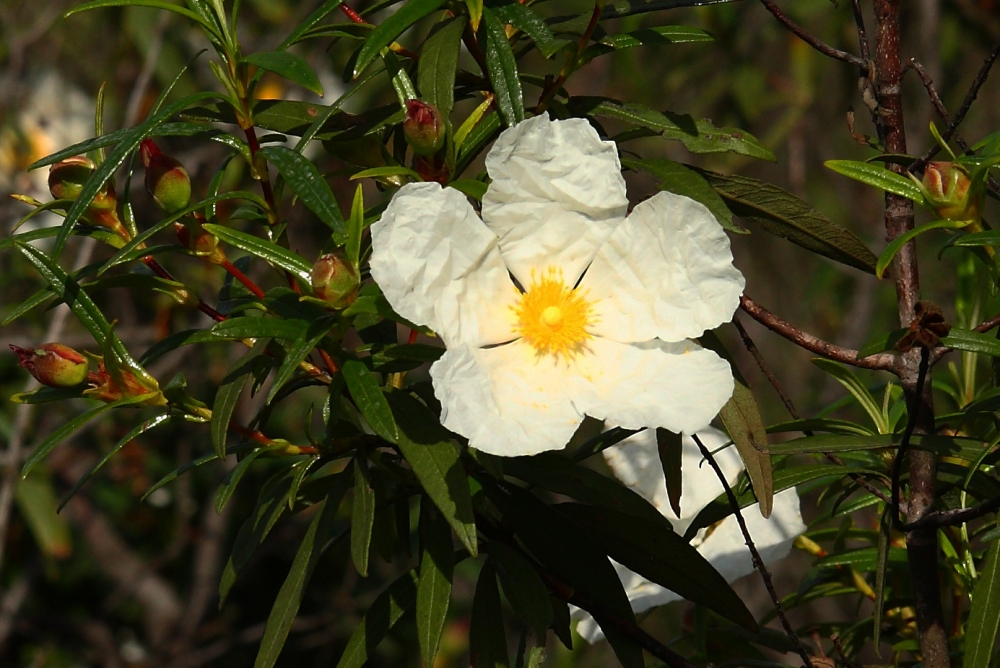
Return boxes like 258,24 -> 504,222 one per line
512,267 -> 594,358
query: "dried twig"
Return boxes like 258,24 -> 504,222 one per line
759,0 -> 867,70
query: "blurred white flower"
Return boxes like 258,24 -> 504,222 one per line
370,114 -> 745,457
572,427 -> 807,642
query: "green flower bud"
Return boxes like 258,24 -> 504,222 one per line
48,156 -> 96,201
311,252 -> 359,309
920,161 -> 982,222
403,100 -> 446,156
140,138 -> 192,214
11,343 -> 89,387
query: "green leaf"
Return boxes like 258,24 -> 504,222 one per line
569,97 -> 774,161
354,0 -> 448,76
202,223 -> 313,283
558,502 -> 759,631
942,328 -> 1000,358
470,562 -> 510,668
950,230 -> 1000,248
257,146 -> 347,240
417,17 -> 467,117
342,359 -> 398,441
346,184 -> 364,267
350,165 -> 422,182
621,158 -> 742,233
718,380 -> 774,518
873,506 -> 891,653
824,160 -> 926,206
254,490 -> 343,668
815,546 -> 907,569
492,3 -> 566,58
390,391 -> 479,557
482,7 -> 525,126
656,428 -> 683,517
65,0 -> 222,38
277,0 -> 347,50
212,345 -> 262,459
965,522 -> 1000,668
266,317 -> 337,405
16,472 -> 72,559
335,571 -> 419,668
417,506 -> 454,668
351,455 -> 376,577
812,359 -> 888,433
53,91 -> 223,256
765,433 -> 987,459
448,179 -> 488,201
215,448 -> 269,512
244,51 -> 324,96
599,24 -> 713,49
142,451 -> 222,501
875,219 -> 965,278
488,540 -> 552,640
693,168 -> 879,273
22,395 -> 149,478
211,317 -> 309,341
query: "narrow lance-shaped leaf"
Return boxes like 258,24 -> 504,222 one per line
203,223 -> 313,284
265,316 -> 337,405
656,428 -> 683,517
873,506 -> 891,653
488,540 -> 553,640
212,344 -> 264,459
621,157 -> 742,233
417,16 -> 467,117
825,159 -> 927,206
482,7 -> 525,126
470,562 -> 510,668
354,0 -> 449,76
336,571 -> 419,668
875,219 -> 965,278
352,455 -> 376,577
257,146 -> 347,240
964,524 -> 1000,668
417,505 -> 454,668
244,51 -> 324,96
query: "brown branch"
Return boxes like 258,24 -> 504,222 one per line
889,346 -> 930,527
759,0 -> 867,70
850,0 -> 870,63
692,434 -> 815,668
739,294 -> 895,370
904,495 -> 1000,531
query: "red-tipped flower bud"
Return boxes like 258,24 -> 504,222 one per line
11,343 -> 89,387
403,100 -> 446,156
48,156 -> 96,201
921,161 -> 981,222
311,252 -> 359,309
141,139 -> 192,214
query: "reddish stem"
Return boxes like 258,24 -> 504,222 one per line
142,256 -> 226,322
407,329 -> 419,345
319,349 -> 339,375
221,259 -> 266,299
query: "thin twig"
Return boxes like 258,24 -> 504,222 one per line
759,0 -> 867,70
903,495 -> 1000,530
905,59 -> 973,152
890,346 -> 930,528
912,30 -> 1000,171
739,294 -> 895,371
850,0 -> 870,63
692,433 -> 815,668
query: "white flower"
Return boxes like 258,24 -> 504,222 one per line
370,115 -> 745,457
571,427 -> 807,642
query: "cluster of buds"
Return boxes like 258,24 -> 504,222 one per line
311,251 -> 359,309
48,156 -> 128,237
11,343 -> 89,387
403,100 -> 449,185
915,161 -> 984,224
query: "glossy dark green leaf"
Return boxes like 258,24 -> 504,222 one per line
417,16 -> 466,117
212,345 -> 262,459
951,230 -> 1000,248
814,546 -> 907,569
352,455 -> 376,577
258,146 -> 347,239
693,168 -> 879,273
211,317 -> 309,341
558,502 -> 758,631
336,571 -> 419,668
65,0 -> 221,37
942,328 -> 1000,358
10,386 -> 86,405
875,219 -> 964,278
244,51 -> 324,96
569,96 -> 774,160
142,452 -> 222,501
719,379 -> 774,518
482,7 -> 524,126
342,359 -> 397,441
621,157 -> 742,233
266,317 -> 337,405
354,0 -> 448,76
277,0 -> 347,49
202,223 -> 313,283
656,428 -> 683,517
254,491 -> 343,668
488,540 -> 553,639
215,448 -> 268,512
417,506 -> 454,667
470,562 -> 509,668
966,523 -> 1000,668
493,3 -> 566,58
824,160 -> 926,205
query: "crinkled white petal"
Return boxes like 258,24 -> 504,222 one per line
429,341 -> 586,457
603,427 -> 743,532
370,182 -> 519,348
572,488 -> 806,643
482,115 -> 628,287
573,338 -> 734,438
580,191 -> 745,343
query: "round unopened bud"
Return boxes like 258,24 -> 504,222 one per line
48,156 -> 96,201
140,139 -> 192,214
11,343 -> 89,387
403,100 -> 446,156
311,252 -> 359,309
922,161 -> 980,222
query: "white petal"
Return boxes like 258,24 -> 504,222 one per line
482,115 -> 628,287
574,337 -> 734,438
580,191 -> 745,343
370,182 -> 519,348
430,341 -> 585,457
603,427 -> 743,531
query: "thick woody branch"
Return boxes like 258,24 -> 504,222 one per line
739,295 -> 895,370
759,0 -> 867,70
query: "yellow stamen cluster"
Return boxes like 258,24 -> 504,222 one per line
512,267 -> 594,358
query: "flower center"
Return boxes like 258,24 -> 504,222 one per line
512,267 -> 594,358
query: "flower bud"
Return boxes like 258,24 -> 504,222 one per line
921,161 -> 981,222
311,252 -> 359,309
11,343 -> 89,387
48,156 -> 96,201
140,138 -> 192,214
403,100 -> 446,156
83,360 -> 166,405
174,221 -> 226,265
